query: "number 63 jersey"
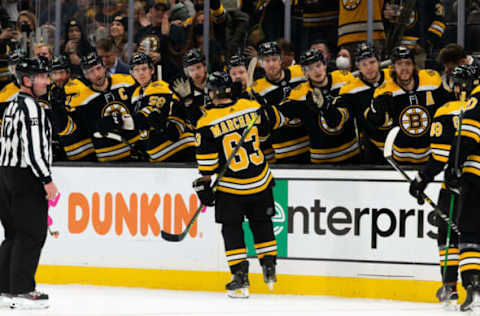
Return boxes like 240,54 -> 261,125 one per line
195,99 -> 285,196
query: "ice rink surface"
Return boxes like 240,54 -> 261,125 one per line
0,284 -> 467,316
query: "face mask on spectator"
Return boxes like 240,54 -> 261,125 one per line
336,56 -> 350,70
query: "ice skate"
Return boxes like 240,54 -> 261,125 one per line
436,283 -> 458,311
226,261 -> 249,298
461,281 -> 480,315
0,293 -> 12,308
261,255 -> 277,291
10,290 -> 49,310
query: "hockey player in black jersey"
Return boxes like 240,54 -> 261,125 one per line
51,52 -> 139,161
171,48 -> 209,128
129,53 -> 195,162
251,41 -> 307,163
409,65 -> 480,310
442,65 -> 480,314
194,72 -> 286,298
338,42 -> 392,164
281,49 -> 358,164
370,46 -> 454,164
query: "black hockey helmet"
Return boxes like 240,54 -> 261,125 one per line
390,46 -> 415,64
206,71 -> 233,99
227,55 -> 247,71
258,41 -> 281,58
80,52 -> 103,73
16,56 -> 50,86
129,52 -> 153,70
183,48 -> 205,68
8,49 -> 24,65
356,42 -> 379,62
299,49 -> 325,67
51,55 -> 70,71
451,64 -> 480,94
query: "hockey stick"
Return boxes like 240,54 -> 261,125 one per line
93,131 -> 147,161
161,111 -> 260,242
384,126 -> 460,236
247,57 -> 258,89
442,91 -> 467,282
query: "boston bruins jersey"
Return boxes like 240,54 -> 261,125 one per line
400,0 -> 446,49
372,69 -> 454,164
196,99 -> 285,195
177,78 -> 209,128
292,0 -> 338,28
286,72 -> 359,164
339,69 -> 392,163
251,64 -> 307,163
131,80 -> 195,162
457,86 -> 480,182
62,74 -> 140,162
0,81 -> 19,129
338,0 -> 385,47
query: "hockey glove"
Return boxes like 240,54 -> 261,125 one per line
192,177 -> 215,207
306,88 -> 327,115
49,85 -> 67,111
372,92 -> 393,115
96,112 -> 123,133
409,172 -> 431,205
147,110 -> 168,133
444,166 -> 462,195
172,77 -> 194,104
251,90 -> 268,109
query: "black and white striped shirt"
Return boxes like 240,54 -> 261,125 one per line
0,92 -> 52,184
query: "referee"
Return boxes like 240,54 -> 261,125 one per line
0,57 -> 57,310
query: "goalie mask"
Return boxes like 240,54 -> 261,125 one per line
206,71 -> 233,100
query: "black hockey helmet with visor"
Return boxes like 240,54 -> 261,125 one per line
451,64 -> 480,95
183,48 -> 205,68
356,42 -> 379,62
15,56 -> 50,86
129,52 -> 153,70
258,42 -> 281,58
51,55 -> 70,71
80,52 -> 103,74
390,46 -> 415,64
227,55 -> 247,71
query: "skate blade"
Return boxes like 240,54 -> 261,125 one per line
10,298 -> 49,310
227,288 -> 249,299
441,300 -> 458,311
266,281 -> 274,292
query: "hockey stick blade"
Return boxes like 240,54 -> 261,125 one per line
383,126 -> 400,159
160,204 -> 206,242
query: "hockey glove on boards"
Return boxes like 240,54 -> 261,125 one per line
147,109 -> 168,133
192,177 -> 215,207
372,92 -> 393,115
96,112 -> 123,133
409,171 -> 432,205
444,166 -> 462,195
49,85 -> 67,110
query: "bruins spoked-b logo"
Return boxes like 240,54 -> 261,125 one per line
343,0 -> 361,10
101,101 -> 130,117
399,105 -> 430,137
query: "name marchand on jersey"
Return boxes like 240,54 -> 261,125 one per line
196,99 -> 284,195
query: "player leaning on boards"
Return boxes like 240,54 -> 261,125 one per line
442,64 -> 480,315
129,53 -> 195,162
369,46 -> 455,164
409,65 -> 480,310
337,42 -> 393,164
193,72 -> 286,298
251,41 -> 307,164
0,57 -> 58,310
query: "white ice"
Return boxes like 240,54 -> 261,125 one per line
0,284 -> 468,316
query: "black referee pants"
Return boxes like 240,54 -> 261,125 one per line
0,167 -> 48,294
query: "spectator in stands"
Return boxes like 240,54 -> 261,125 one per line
61,19 -> 95,77
309,38 -> 335,71
96,37 -> 130,75
249,0 -> 284,44
438,43 -> 480,75
336,47 -> 353,72
134,0 -> 182,82
110,15 -> 128,62
33,43 -> 53,60
134,1 -> 150,33
278,39 -> 295,69
15,10 -> 36,54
